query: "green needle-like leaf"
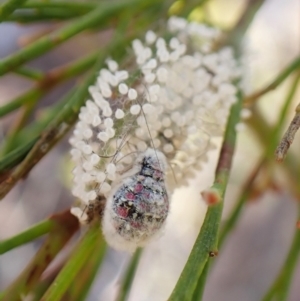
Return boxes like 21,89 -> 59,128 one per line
169,91 -> 243,301
0,0 -> 161,75
0,0 -> 28,22
40,223 -> 104,301
116,248 -> 142,301
1,210 -> 79,301
64,229 -> 107,301
0,219 -> 53,255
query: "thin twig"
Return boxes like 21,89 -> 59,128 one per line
245,55 -> 300,106
275,103 -> 300,161
246,106 -> 300,198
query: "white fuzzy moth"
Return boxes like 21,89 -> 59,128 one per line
103,149 -> 169,251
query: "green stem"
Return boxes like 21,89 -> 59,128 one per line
0,90 -> 74,173
46,51 -> 98,82
245,55 -> 300,105
23,0 -> 97,11
261,206 -> 300,301
7,10 -> 83,22
116,248 -> 142,301
219,159 -> 264,247
0,51 -> 98,119
169,91 -> 243,301
179,0 -> 210,18
2,102 -> 38,156
1,210 -> 79,301
14,66 -> 44,80
0,0 -> 157,75
63,227 -> 106,301
0,0 -> 28,21
223,0 -> 266,52
31,264 -> 63,301
0,51 -> 98,159
0,89 -> 43,118
0,36 -> 130,199
191,262 -> 209,301
40,223 -> 105,301
220,74 -> 300,256
0,137 -> 38,172
0,219 -> 53,254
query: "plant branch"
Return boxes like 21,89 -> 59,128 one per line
0,138 -> 38,173
40,222 -> 105,301
245,55 -> 300,106
0,89 -> 42,118
7,9 -> 84,23
0,0 -> 156,75
0,219 -> 53,254
23,0 -> 97,11
275,102 -> 300,162
268,74 -> 300,157
0,90 -> 74,174
219,0 -> 266,52
0,51 -> 98,119
219,158 -> 264,246
169,90 -> 243,301
179,0 -> 210,18
0,0 -> 28,22
116,248 -> 142,301
14,66 -> 44,80
191,262 -> 209,301
220,75 -> 300,246
261,206 -> 300,301
0,36 -> 130,199
63,226 -> 106,301
1,210 -> 79,301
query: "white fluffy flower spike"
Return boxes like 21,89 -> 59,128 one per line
70,17 -> 243,251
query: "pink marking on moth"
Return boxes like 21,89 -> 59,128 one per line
116,206 -> 128,218
134,183 -> 144,193
125,192 -> 135,200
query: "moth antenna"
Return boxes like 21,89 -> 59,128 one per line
135,89 -> 164,175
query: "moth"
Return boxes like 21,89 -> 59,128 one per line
102,148 -> 169,251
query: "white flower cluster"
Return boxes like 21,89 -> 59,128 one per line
70,16 -> 243,249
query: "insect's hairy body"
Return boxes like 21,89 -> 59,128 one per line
102,148 -> 169,251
